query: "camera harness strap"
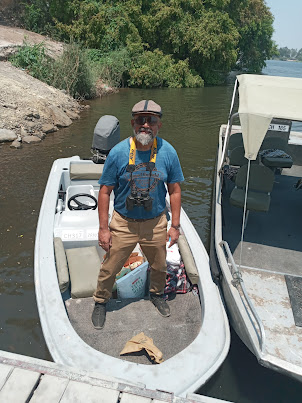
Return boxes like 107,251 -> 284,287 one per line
127,137 -> 157,194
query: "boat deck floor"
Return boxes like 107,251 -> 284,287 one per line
65,292 -> 201,365
223,166 -> 302,277
239,267 -> 302,368
222,164 -> 302,367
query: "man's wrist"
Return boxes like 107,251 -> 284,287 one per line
171,224 -> 180,230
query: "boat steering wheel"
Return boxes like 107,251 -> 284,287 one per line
67,193 -> 97,211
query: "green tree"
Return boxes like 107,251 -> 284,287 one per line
289,48 -> 297,59
52,1 -> 142,52
229,0 -> 276,72
278,47 -> 291,60
128,49 -> 203,88
138,0 -> 239,84
18,0 -> 276,86
296,49 -> 302,62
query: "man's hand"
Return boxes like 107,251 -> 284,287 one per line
98,185 -> 114,252
167,182 -> 181,248
98,228 -> 112,252
166,227 -> 180,248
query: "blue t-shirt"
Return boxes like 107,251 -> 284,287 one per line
99,137 -> 184,219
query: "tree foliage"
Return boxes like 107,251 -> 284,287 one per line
19,0 -> 276,87
297,49 -> 302,62
276,47 -> 302,61
228,0 -> 277,72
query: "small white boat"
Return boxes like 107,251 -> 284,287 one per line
34,116 -> 230,397
212,74 -> 302,381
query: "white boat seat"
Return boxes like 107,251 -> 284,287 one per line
53,237 -> 101,298
230,164 -> 274,212
54,237 -> 70,293
70,162 -> 104,180
65,246 -> 101,298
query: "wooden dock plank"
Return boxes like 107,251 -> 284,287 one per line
0,349 -> 227,403
30,374 -> 69,402
120,392 -> 152,403
0,363 -> 13,390
0,367 -> 40,402
60,380 -> 120,403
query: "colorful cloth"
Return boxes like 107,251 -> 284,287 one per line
223,165 -> 239,180
164,262 -> 191,295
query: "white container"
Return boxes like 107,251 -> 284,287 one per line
166,241 -> 181,266
116,261 -> 149,299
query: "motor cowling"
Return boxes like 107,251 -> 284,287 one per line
91,115 -> 120,163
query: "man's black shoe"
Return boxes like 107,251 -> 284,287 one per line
150,294 -> 170,317
91,303 -> 106,329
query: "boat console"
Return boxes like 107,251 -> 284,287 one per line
53,115 -> 120,250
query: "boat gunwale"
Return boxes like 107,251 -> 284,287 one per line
34,156 -> 230,396
213,123 -> 302,381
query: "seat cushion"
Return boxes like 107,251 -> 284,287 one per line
177,234 -> 199,285
65,246 -> 101,298
230,188 -> 271,212
235,164 -> 274,193
70,163 -> 103,180
54,237 -> 70,293
262,156 -> 293,168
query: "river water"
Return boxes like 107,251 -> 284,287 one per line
0,60 -> 302,401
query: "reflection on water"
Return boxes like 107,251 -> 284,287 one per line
0,61 -> 302,401
263,59 -> 302,79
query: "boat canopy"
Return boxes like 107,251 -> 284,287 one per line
237,74 -> 302,160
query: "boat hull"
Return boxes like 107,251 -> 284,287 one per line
212,124 -> 302,382
35,156 -> 230,397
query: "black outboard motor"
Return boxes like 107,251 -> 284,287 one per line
91,115 -> 120,163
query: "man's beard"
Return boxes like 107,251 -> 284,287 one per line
133,128 -> 156,146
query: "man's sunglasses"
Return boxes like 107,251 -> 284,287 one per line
134,115 -> 159,125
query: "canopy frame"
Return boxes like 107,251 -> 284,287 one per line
219,74 -> 302,173
219,73 -> 302,277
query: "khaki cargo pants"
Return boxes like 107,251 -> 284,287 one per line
93,211 -> 168,304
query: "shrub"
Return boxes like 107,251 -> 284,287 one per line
10,41 -> 50,81
10,41 -> 96,99
87,48 -> 131,87
128,49 -> 203,88
21,1 -> 52,33
51,42 -> 96,99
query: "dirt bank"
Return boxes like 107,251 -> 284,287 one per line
0,24 -> 86,148
0,24 -> 64,60
0,60 -> 86,148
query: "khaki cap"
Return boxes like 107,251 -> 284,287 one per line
132,100 -> 162,117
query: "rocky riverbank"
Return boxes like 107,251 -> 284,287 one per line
0,24 -> 114,149
0,60 -> 87,148
0,24 -> 86,148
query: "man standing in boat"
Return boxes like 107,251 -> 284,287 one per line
92,100 -> 184,329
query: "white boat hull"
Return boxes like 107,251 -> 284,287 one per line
212,123 -> 302,382
35,156 -> 230,397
